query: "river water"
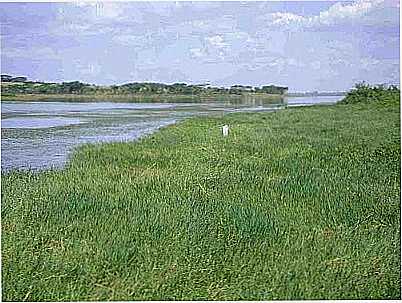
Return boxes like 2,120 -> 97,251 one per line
1,95 -> 342,171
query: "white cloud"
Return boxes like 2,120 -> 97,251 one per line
97,2 -> 125,19
190,20 -> 208,29
311,61 -> 322,70
271,12 -> 306,26
318,0 -> 379,25
72,2 -> 126,19
73,2 -> 96,8
113,34 -> 147,47
206,35 -> 229,48
267,0 -> 395,29
189,48 -> 205,58
2,1 -> 398,90
225,31 -> 250,41
360,57 -> 381,69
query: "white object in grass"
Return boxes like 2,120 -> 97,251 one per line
222,125 -> 229,136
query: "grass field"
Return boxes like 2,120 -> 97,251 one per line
1,95 -> 400,300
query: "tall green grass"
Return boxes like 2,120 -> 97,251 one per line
2,97 -> 400,300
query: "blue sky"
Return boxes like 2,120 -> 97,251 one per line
0,1 -> 399,91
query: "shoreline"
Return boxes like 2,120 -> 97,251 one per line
1,93 -> 285,103
1,98 -> 342,173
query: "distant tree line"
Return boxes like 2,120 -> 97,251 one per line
1,75 -> 288,96
1,75 -> 28,83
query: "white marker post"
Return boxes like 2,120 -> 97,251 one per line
222,125 -> 229,137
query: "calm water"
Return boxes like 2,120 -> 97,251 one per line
1,95 -> 342,171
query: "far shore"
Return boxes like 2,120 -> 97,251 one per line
1,92 -> 285,103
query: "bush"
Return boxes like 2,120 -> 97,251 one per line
339,82 -> 400,106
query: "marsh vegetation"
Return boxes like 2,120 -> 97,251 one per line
1,85 -> 400,300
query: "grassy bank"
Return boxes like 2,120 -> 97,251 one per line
2,93 -> 400,300
1,92 -> 283,103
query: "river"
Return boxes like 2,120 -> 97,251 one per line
1,95 -> 342,171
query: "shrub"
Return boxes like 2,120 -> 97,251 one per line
339,82 -> 400,106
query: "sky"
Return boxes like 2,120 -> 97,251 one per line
0,0 -> 400,92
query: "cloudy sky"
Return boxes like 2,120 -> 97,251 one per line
0,1 -> 399,91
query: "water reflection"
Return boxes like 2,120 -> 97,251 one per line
2,117 -> 84,129
285,95 -> 342,106
1,96 -> 342,171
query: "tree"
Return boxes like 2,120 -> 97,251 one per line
60,81 -> 87,94
1,74 -> 12,82
10,76 -> 27,82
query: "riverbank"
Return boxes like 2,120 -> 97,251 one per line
1,92 -> 284,103
2,95 -> 400,300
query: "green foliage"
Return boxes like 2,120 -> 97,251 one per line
339,82 -> 400,106
1,74 -> 27,82
2,100 -> 400,300
1,74 -> 13,82
59,81 -> 89,94
260,85 -> 288,94
1,75 -> 288,96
